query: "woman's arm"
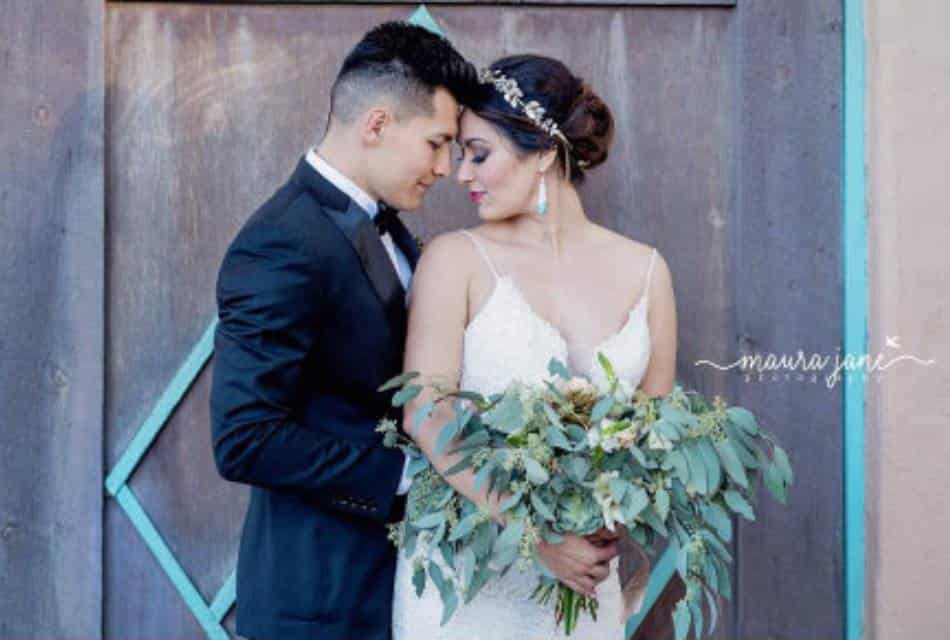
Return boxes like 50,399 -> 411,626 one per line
639,250 -> 677,397
402,231 -> 617,596
402,232 -> 508,519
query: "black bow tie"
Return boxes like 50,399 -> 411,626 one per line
374,203 -> 401,236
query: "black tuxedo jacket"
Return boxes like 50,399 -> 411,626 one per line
210,156 -> 420,640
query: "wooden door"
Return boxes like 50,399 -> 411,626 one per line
101,2 -> 843,638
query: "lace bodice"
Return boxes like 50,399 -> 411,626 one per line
392,230 -> 657,640
460,230 -> 655,394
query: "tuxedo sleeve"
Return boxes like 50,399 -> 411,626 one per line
210,220 -> 404,524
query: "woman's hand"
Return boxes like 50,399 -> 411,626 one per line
536,533 -> 619,597
585,525 -> 622,547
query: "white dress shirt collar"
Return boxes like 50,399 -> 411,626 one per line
305,148 -> 379,218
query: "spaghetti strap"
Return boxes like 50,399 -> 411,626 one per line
643,247 -> 658,300
460,230 -> 500,280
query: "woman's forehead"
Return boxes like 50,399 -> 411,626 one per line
457,111 -> 497,143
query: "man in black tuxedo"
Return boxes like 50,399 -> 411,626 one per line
210,22 -> 477,640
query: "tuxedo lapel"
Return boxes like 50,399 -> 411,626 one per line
290,157 -> 407,335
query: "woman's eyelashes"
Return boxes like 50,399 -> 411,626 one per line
457,148 -> 489,165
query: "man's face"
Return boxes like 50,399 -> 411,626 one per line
370,87 -> 459,211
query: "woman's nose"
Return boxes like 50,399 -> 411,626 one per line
456,159 -> 471,184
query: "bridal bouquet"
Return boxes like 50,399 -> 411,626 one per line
377,356 -> 793,639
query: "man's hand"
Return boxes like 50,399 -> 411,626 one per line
536,533 -> 619,597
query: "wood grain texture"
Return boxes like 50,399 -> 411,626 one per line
0,0 -> 105,637
730,2 -> 845,639
101,2 -> 841,638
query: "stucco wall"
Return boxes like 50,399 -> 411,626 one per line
865,2 -> 950,638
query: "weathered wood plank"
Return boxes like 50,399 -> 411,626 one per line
731,1 -> 844,638
0,0 -> 105,637
103,2 -> 842,638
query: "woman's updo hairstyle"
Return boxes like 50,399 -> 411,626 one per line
466,54 -> 614,185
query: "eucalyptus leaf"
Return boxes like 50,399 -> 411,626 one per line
715,439 -> 749,489
548,358 -> 571,380
465,563 -> 494,603
545,425 -> 573,451
449,512 -> 481,541
459,547 -> 476,592
639,504 -> 669,537
407,401 -> 433,432
723,489 -> 755,521
412,563 -> 427,597
498,490 -> 525,514
483,392 -> 526,434
701,502 -> 732,542
378,370 -> 420,392
673,599 -> 691,640
428,562 -> 446,593
597,352 -> 618,386
591,395 -> 614,422
654,487 -> 670,521
439,588 -> 459,626
699,529 -> 733,564
727,406 -> 759,435
609,477 -> 629,503
698,438 -> 723,496
473,462 -> 495,492
444,453 -> 475,477
524,457 -> 550,485
448,429 -> 490,454
623,486 -> 650,522
763,460 -> 788,504
704,583 -> 720,633
392,384 -> 422,407
666,449 -> 690,484
684,442 -> 708,494
654,419 -> 682,441
688,592 -> 704,638
412,512 -> 446,529
435,409 -> 473,456
773,445 -> 794,485
530,491 -> 556,522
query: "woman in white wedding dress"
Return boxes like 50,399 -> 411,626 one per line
392,55 -> 678,640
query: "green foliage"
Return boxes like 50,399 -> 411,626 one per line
375,359 -> 794,638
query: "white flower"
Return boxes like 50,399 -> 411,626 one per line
615,426 -> 640,449
647,429 -> 674,451
587,429 -> 601,449
593,471 -> 623,532
613,379 -> 634,403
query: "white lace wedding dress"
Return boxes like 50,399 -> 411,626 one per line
392,230 -> 658,640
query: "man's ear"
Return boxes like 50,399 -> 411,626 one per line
360,106 -> 392,146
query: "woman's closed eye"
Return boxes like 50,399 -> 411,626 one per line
457,149 -> 488,165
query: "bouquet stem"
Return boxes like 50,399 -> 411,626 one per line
534,581 -> 599,635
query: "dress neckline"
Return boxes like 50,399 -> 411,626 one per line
464,274 -> 650,376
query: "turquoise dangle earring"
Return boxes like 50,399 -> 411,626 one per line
536,173 -> 548,217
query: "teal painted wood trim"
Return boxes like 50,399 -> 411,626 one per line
210,570 -> 237,622
625,542 -> 680,637
843,0 -> 868,638
105,320 -> 217,496
115,486 -> 230,639
408,5 -> 445,36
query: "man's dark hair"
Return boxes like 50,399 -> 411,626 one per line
329,21 -> 478,125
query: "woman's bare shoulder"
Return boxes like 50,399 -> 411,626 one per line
415,228 -> 485,280
589,224 -> 658,261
